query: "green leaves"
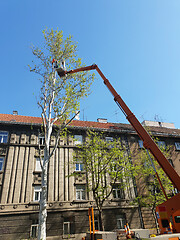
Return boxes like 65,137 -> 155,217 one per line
73,129 -> 131,205
29,28 -> 95,122
132,138 -> 173,208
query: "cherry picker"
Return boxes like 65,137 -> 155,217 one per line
56,63 -> 180,234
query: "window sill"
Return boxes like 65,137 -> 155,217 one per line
73,200 -> 88,204
74,170 -> 86,173
74,182 -> 86,185
111,198 -> 126,202
63,234 -> 75,239
29,201 -> 40,205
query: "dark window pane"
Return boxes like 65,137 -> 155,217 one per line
0,158 -> 4,171
175,216 -> 180,223
64,223 -> 69,235
35,192 -> 39,201
161,219 -> 169,228
70,222 -> 75,234
80,164 -> 83,171
31,225 -> 38,237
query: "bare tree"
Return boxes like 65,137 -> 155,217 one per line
29,28 -> 94,240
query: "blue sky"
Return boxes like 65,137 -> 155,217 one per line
1,1 -> 180,128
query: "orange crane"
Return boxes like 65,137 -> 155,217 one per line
56,64 -> 180,234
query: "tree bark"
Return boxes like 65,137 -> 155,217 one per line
98,207 -> 104,231
38,161 -> 48,240
38,130 -> 50,240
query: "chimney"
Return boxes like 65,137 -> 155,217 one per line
13,111 -> 18,115
97,118 -> 107,123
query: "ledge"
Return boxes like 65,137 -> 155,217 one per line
72,200 -> 89,204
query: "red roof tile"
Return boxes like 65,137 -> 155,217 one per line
0,114 -> 43,124
0,113 -> 180,136
0,113 -> 123,129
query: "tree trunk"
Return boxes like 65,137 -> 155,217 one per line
98,207 -> 104,231
38,162 -> 48,240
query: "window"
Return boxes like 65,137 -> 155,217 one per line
138,140 -> 143,148
148,183 -> 160,195
0,131 -> 8,143
127,186 -> 134,199
35,158 -> 42,172
112,185 -> 124,199
126,178 -> 135,199
39,136 -> 45,145
33,186 -> 41,201
74,135 -> 83,145
63,221 -> 71,235
111,162 -> 122,172
158,141 -> 166,149
30,220 -> 38,238
0,157 -> 4,171
63,217 -> 74,235
38,134 -> 45,146
172,188 -> 178,195
116,214 -> 126,229
76,185 -> 86,200
175,216 -> 180,223
75,161 -> 84,171
105,136 -> 114,148
161,219 -> 169,228
94,215 -> 100,230
105,136 -> 113,142
175,142 -> 180,150
168,159 -> 174,168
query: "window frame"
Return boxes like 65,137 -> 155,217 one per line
168,159 -> 174,168
75,161 -> 84,172
112,185 -> 124,199
63,217 -> 75,236
0,131 -> 8,144
76,185 -> 86,200
30,224 -> 38,238
33,185 -> 41,202
39,135 -> 45,145
116,214 -> 126,229
74,135 -> 83,145
105,136 -> 114,148
157,140 -> 166,149
63,221 -> 71,235
94,215 -> 100,230
105,136 -> 114,142
0,157 -> 4,171
35,158 -> 42,172
175,142 -> 180,151
138,139 -> 143,148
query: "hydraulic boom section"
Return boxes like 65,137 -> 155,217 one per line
56,63 -> 180,233
57,64 -> 180,191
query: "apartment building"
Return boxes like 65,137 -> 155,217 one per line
0,113 -> 180,240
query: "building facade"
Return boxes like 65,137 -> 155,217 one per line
0,114 -> 180,239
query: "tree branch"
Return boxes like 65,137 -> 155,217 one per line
49,111 -> 80,158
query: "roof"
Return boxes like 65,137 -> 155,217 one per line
0,113 -> 180,137
0,113 -> 129,131
0,114 -> 43,124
